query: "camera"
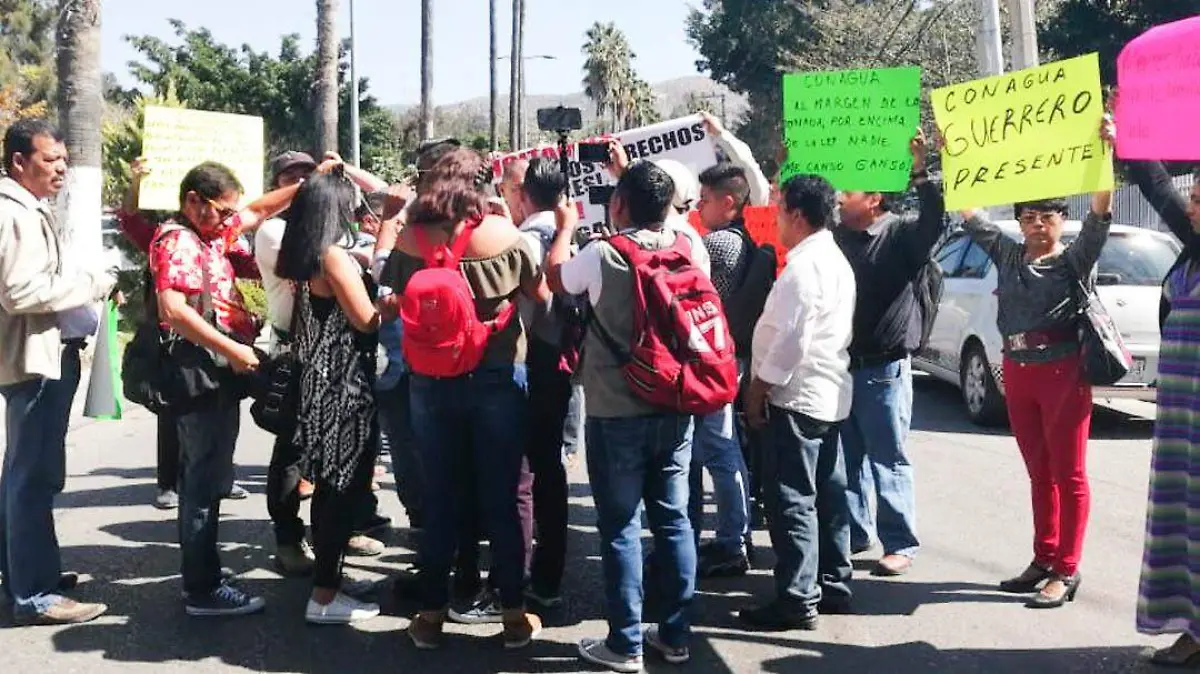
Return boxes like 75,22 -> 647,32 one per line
588,185 -> 616,207
577,142 -> 610,164
536,106 -> 582,132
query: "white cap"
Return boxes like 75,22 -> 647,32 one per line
649,158 -> 700,213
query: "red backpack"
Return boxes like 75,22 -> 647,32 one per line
593,231 -> 739,415
400,219 -> 516,378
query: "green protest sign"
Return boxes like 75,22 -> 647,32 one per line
782,66 -> 922,191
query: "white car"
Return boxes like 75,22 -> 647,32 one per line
913,220 -> 1180,426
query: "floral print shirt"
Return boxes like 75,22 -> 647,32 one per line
148,217 -> 260,343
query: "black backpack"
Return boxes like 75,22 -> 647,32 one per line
724,225 -> 777,358
913,259 -> 944,352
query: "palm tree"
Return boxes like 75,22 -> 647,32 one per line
488,0 -> 498,150
621,77 -> 659,129
55,0 -> 103,257
581,22 -> 634,132
315,0 -> 339,153
419,0 -> 433,140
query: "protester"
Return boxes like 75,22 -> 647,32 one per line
956,118 -> 1115,609
739,173 -> 856,630
834,129 -> 943,576
150,160 -> 310,616
117,157 -> 255,509
700,111 -> 771,207
1127,148 -> 1200,661
547,161 -> 697,672
254,151 -> 388,572
382,150 -> 543,650
0,119 -> 116,625
514,157 -> 574,608
275,171 -> 387,625
498,158 -> 530,226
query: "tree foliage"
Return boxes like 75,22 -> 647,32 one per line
120,20 -> 399,176
581,22 -> 659,132
0,0 -> 56,134
1039,0 -> 1200,85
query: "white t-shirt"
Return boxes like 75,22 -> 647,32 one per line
254,218 -> 292,332
560,219 -> 711,305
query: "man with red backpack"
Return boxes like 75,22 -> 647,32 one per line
547,161 -> 738,672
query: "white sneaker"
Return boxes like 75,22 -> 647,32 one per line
305,592 -> 380,625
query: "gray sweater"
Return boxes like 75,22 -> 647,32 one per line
962,211 -> 1111,363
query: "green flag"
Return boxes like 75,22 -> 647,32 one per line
83,300 -> 123,420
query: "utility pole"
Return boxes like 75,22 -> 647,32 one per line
515,0 -> 526,148
1008,0 -> 1039,70
975,0 -> 1004,77
349,0 -> 360,165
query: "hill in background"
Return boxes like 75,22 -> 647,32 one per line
390,76 -> 749,144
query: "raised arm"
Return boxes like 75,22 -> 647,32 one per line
702,112 -> 771,206
959,209 -> 1022,264
1063,198 -> 1113,278
1127,161 -> 1193,245
900,129 -> 948,266
323,152 -> 388,193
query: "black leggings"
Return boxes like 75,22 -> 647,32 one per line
310,439 -> 378,590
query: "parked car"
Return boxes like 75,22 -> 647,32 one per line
913,220 -> 1180,426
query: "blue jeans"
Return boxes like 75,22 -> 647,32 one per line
689,402 -> 750,556
562,384 -> 585,458
0,344 -> 81,616
586,415 -> 695,657
410,364 -> 527,610
840,357 -> 919,558
763,406 -> 852,613
177,385 -> 241,597
377,376 -> 421,521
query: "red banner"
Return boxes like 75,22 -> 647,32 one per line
689,206 -> 786,275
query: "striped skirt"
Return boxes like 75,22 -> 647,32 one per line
1138,295 -> 1200,637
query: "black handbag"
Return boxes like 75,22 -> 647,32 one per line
122,227 -> 229,414
250,286 -> 301,436
1073,275 -> 1132,386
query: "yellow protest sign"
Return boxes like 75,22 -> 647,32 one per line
931,53 -> 1113,210
138,106 -> 265,211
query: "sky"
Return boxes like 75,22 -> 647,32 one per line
101,0 -> 708,106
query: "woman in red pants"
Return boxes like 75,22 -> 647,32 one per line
955,162 -> 1114,609
953,123 -> 1115,609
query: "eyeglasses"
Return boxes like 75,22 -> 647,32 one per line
206,198 -> 238,222
1018,211 -> 1063,226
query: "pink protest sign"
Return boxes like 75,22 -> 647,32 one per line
1116,15 -> 1200,160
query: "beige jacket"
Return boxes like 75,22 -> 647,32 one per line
0,177 -> 115,385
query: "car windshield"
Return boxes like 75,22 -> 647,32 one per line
1062,231 -> 1180,286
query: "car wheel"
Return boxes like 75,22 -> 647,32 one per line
959,342 -> 1007,427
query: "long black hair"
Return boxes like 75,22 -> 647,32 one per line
276,172 -> 357,281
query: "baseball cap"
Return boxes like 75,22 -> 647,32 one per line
650,158 -> 700,213
269,151 -> 317,183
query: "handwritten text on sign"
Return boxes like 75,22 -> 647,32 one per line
932,53 -> 1113,210
782,66 -> 921,191
139,106 -> 265,211
491,115 -> 716,232
1116,15 -> 1200,160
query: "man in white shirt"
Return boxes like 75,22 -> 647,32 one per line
738,174 -> 857,631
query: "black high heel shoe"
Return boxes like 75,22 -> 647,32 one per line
998,563 -> 1053,593
1026,573 -> 1081,609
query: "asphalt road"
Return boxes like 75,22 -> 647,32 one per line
0,375 -> 1173,673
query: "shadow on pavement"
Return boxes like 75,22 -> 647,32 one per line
913,377 -> 1155,441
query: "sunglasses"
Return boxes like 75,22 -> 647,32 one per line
205,198 -> 239,222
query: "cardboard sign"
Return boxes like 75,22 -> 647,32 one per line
491,114 -> 718,233
1116,16 -> 1200,160
782,66 -> 922,191
932,53 -> 1114,210
139,106 -> 265,211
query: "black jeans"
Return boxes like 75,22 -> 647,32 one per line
157,413 -> 180,491
266,435 -> 307,547
311,436 -> 377,590
177,386 -> 240,597
526,338 -> 571,595
762,405 -> 852,614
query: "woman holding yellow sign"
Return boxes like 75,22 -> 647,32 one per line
946,118 -> 1115,610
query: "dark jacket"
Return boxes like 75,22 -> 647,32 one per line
1126,161 -> 1197,329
